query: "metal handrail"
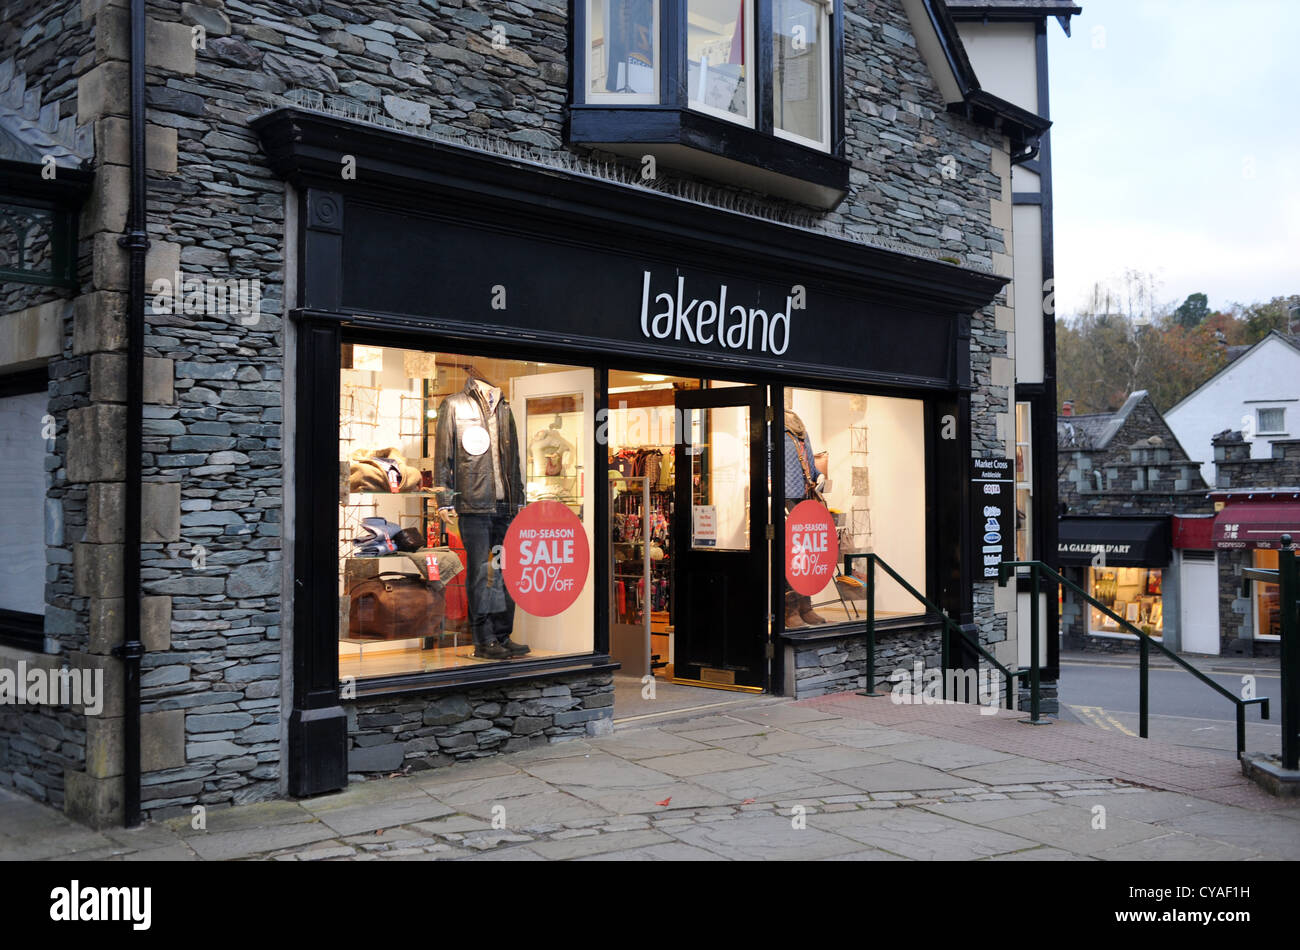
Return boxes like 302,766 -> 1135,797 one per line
999,560 -> 1272,759
843,552 -> 1030,710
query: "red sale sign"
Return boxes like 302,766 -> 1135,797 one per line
502,501 -> 590,617
785,500 -> 839,596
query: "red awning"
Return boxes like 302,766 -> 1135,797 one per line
1212,503 -> 1300,550
1173,515 -> 1215,550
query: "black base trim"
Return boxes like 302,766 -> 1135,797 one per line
287,704 -> 348,798
350,657 -> 622,700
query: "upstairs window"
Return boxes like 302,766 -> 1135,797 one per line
686,0 -> 754,126
587,0 -> 660,102
772,0 -> 831,150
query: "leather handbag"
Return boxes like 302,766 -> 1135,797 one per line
347,572 -> 443,640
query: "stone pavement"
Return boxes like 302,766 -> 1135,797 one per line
2,692 -> 1298,861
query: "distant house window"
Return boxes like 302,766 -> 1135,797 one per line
1257,407 -> 1285,434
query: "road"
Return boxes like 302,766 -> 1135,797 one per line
1057,660 -> 1282,759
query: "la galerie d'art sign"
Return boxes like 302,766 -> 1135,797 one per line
502,501 -> 590,616
786,500 -> 839,596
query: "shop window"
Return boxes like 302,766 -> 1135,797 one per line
1252,549 -> 1281,639
1257,407 -> 1286,434
572,0 -> 848,208
1087,567 -> 1163,638
0,377 -> 48,651
783,387 -> 926,627
586,0 -> 660,103
339,346 -> 595,680
1014,402 -> 1032,562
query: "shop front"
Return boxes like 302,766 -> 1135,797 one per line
1057,516 -> 1173,653
256,106 -> 1006,796
1211,491 -> 1300,656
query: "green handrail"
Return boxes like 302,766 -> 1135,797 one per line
999,560 -> 1271,759
843,552 -> 1030,711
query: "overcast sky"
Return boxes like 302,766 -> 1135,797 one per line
1047,0 -> 1300,318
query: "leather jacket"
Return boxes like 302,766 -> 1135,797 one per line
434,379 -> 524,515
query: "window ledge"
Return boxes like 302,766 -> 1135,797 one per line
348,654 -> 621,699
780,613 -> 935,643
569,105 -> 850,210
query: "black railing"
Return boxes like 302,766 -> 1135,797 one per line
844,553 -> 1031,711
999,559 -> 1273,759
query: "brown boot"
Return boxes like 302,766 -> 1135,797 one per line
784,592 -> 806,628
798,596 -> 827,625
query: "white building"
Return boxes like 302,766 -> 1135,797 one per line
1165,331 -> 1300,485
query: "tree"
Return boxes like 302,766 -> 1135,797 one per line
1234,295 -> 1300,343
1173,292 -> 1209,328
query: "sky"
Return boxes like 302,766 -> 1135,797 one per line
1047,0 -> 1300,319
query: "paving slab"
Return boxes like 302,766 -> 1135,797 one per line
688,763 -> 862,801
422,774 -> 554,808
560,780 -> 732,814
731,704 -> 841,727
1049,790 -> 1231,824
669,721 -> 773,742
882,738 -> 1017,771
916,798 -> 1063,824
528,828 -> 674,860
949,759 -> 1107,785
822,761 -> 979,793
761,744 -> 891,772
315,795 -> 457,837
984,846 -> 1094,861
453,790 -> 612,827
813,808 -> 1041,861
984,804 -> 1167,858
184,820 -> 338,861
1158,810 -> 1300,860
709,729 -> 834,757
589,728 -> 711,760
666,813 -> 863,860
576,841 -> 727,860
637,749 -> 770,777
1092,832 -> 1259,862
457,846 -> 546,860
520,753 -> 677,789
407,758 -> 525,788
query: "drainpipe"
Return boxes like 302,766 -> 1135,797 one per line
111,0 -> 148,828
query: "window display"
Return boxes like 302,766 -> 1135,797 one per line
1088,567 -> 1164,638
784,387 -> 927,627
1015,402 -> 1032,561
1253,549 -> 1281,639
339,347 -> 595,680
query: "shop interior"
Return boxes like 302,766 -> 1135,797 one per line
1087,566 -> 1165,638
336,345 -> 930,687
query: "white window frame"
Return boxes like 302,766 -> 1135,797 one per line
586,0 -> 661,105
1256,406 -> 1286,436
771,0 -> 832,152
686,0 -> 756,128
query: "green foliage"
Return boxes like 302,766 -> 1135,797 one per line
1173,292 -> 1209,328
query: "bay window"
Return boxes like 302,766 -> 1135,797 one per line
571,0 -> 848,209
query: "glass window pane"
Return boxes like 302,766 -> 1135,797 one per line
687,405 -> 751,551
1088,567 -> 1163,637
773,0 -> 826,145
589,0 -> 658,98
339,348 -> 596,679
785,388 -> 926,626
687,0 -> 751,123
1254,549 -> 1280,637
1257,407 -> 1285,433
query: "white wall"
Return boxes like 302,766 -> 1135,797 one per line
1012,203 -> 1044,383
955,22 -> 1038,113
1165,337 -> 1300,483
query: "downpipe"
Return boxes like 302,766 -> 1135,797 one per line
110,0 -> 148,828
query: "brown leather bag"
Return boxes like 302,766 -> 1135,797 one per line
347,572 -> 444,640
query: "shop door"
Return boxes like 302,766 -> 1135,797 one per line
1180,553 -> 1220,655
673,385 -> 768,689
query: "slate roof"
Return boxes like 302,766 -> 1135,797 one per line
945,0 -> 1082,12
1056,391 -> 1147,450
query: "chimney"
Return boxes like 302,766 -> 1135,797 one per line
1062,400 -> 1074,417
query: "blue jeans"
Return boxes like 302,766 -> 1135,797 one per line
459,504 -> 516,648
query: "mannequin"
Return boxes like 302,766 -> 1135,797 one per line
529,418 -> 575,477
434,375 -> 530,660
784,409 -> 827,627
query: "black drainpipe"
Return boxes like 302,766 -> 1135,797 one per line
111,0 -> 148,828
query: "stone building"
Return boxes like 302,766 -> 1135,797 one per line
0,0 -> 1076,828
1203,431 -> 1300,657
1056,392 -> 1213,654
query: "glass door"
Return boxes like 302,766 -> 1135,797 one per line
672,384 -> 768,689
